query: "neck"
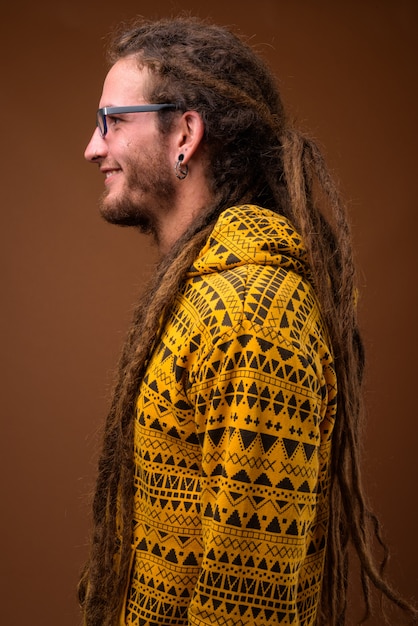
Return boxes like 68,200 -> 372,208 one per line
155,166 -> 213,256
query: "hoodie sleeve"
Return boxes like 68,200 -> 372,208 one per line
188,317 -> 336,625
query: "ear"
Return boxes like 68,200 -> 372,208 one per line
170,110 -> 205,165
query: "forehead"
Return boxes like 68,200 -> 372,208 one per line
99,56 -> 151,107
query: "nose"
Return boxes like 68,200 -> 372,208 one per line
84,127 -> 107,162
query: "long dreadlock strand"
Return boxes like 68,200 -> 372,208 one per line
80,219 -> 221,625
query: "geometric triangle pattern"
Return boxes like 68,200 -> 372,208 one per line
125,205 -> 337,625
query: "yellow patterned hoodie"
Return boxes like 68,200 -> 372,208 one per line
123,205 -> 337,626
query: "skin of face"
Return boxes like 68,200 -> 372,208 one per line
84,57 -> 178,238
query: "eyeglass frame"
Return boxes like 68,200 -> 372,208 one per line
96,104 -> 179,137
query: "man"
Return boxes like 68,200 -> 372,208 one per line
79,16 -> 416,626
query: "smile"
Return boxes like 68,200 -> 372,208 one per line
105,169 -> 121,179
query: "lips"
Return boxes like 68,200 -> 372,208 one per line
101,167 -> 122,183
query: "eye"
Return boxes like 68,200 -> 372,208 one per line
107,114 -> 122,128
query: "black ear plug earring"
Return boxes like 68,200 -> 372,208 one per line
175,153 -> 188,180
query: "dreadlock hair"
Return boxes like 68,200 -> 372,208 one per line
79,15 -> 417,626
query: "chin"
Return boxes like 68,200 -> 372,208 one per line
99,195 -> 154,232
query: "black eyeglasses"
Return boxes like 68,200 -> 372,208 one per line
96,104 -> 178,137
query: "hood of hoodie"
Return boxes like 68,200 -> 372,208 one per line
187,205 -> 312,283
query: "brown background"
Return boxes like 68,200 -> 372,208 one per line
1,1 -> 417,624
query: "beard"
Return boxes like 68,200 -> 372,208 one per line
99,146 -> 177,238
